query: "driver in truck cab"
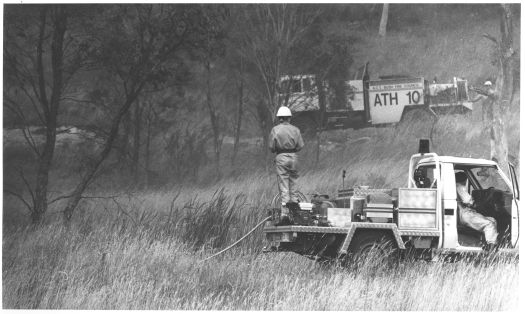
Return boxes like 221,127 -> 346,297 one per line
455,171 -> 498,251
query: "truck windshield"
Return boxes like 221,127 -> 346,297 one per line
470,166 -> 510,192
280,78 -> 302,93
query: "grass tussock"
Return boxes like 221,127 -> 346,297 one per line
2,213 -> 519,310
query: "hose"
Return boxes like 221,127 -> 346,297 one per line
198,215 -> 272,263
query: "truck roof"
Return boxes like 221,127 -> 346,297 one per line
419,156 -> 497,166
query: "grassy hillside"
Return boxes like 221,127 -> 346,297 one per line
352,4 -> 520,84
2,111 -> 521,309
2,3 -> 520,310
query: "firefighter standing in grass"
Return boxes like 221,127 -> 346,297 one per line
455,171 -> 499,251
269,106 -> 304,224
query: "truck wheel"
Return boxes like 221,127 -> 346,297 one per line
348,231 -> 399,265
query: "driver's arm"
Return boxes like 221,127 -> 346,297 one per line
457,185 -> 474,207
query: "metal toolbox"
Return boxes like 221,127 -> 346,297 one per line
397,188 -> 438,230
364,203 -> 394,223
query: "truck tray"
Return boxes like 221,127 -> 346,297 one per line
263,225 -> 350,234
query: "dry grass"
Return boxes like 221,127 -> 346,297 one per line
2,210 -> 519,310
3,109 -> 520,309
352,4 -> 521,84
3,5 -> 520,310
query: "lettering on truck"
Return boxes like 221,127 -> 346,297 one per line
368,78 -> 424,124
373,91 -> 421,106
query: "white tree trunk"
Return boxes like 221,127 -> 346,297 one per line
490,4 -> 513,169
379,4 -> 389,37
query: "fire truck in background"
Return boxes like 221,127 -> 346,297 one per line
279,63 -> 473,134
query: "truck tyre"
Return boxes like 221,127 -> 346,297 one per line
348,230 -> 399,265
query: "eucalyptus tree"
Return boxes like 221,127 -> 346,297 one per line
4,4 -> 94,223
61,4 -> 202,220
234,4 -> 319,159
481,4 -> 516,168
187,4 -> 229,179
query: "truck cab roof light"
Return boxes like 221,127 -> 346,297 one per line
418,139 -> 430,154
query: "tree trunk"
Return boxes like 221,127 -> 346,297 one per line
144,105 -> 153,188
315,130 -> 321,167
231,59 -> 244,166
33,128 -> 56,223
490,101 -> 508,166
490,4 -> 513,168
132,101 -> 142,181
63,92 -> 140,221
254,100 -> 272,169
314,76 -> 326,168
205,60 -> 222,180
481,97 -> 491,123
118,111 -> 131,167
499,4 -> 514,110
379,4 -> 389,37
32,6 -> 67,223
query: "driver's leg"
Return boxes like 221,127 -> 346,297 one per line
459,207 -> 498,244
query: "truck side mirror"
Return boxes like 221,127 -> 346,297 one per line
418,139 -> 430,154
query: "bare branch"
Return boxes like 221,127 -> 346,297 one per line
48,192 -> 122,205
483,33 -> 498,44
4,53 -> 47,124
59,96 -> 95,104
111,197 -> 138,226
4,189 -> 33,214
3,100 -> 42,157
16,85 -> 46,125
20,127 -> 42,159
17,167 -> 36,207
48,194 -> 73,205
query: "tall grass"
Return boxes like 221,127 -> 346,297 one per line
2,208 -> 519,310
3,104 -> 519,311
3,5 -> 520,309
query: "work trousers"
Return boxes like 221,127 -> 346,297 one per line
275,153 -> 299,204
458,206 -> 498,244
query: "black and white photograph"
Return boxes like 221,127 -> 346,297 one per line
2,1 -> 521,310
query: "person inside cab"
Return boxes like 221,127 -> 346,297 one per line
414,168 -> 431,188
455,171 -> 498,251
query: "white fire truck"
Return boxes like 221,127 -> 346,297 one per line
263,140 -> 520,261
279,63 -> 473,133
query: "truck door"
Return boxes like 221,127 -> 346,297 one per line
509,163 -> 520,247
440,163 -> 458,248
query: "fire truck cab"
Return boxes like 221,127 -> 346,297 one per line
406,153 -> 519,253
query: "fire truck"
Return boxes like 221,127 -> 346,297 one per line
279,63 -> 473,134
263,140 -> 520,262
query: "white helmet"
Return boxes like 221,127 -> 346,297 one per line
484,80 -> 492,86
276,106 -> 292,117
